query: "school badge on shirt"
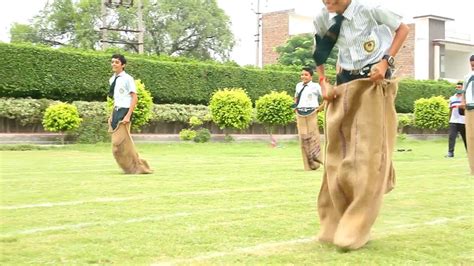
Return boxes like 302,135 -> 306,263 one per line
363,40 -> 375,53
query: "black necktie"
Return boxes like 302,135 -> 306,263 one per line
313,14 -> 344,66
108,76 -> 119,98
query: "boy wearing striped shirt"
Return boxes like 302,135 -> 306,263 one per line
312,0 -> 409,250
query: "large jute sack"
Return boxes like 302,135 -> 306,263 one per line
109,122 -> 153,174
317,78 -> 397,250
466,109 -> 474,175
296,110 -> 323,171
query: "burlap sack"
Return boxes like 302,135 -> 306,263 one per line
109,122 -> 153,174
296,111 -> 323,171
317,78 -> 397,250
465,109 -> 474,175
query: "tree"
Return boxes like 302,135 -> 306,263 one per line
9,23 -> 41,44
275,33 -> 337,69
9,0 -> 234,60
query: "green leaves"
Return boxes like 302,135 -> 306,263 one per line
209,88 -> 252,130
414,96 -> 449,130
255,91 -> 295,134
42,103 -> 82,133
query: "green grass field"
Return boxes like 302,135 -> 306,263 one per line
1,138 -> 473,265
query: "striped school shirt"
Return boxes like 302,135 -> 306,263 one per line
313,0 -> 402,70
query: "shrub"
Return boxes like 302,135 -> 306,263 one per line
0,98 -> 55,126
189,116 -> 204,128
179,129 -> 197,141
42,103 -> 82,144
209,88 -> 253,133
69,117 -> 110,144
194,128 -> 211,143
413,96 -> 449,130
107,79 -> 153,131
317,110 -> 325,129
255,91 -> 295,134
397,113 -> 414,133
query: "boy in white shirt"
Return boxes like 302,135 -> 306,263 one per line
108,54 -> 138,130
294,67 -> 323,170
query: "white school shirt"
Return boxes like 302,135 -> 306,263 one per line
449,94 -> 465,124
294,81 -> 322,108
313,0 -> 402,70
109,71 -> 137,108
464,71 -> 474,108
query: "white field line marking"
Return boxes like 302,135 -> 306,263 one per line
1,201 -> 312,237
2,184 -> 469,211
152,215 -> 471,265
0,187 -> 287,210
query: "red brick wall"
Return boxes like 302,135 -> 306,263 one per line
262,10 -> 291,65
395,23 -> 415,78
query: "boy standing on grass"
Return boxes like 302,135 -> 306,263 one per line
312,0 -> 409,250
108,54 -> 137,130
294,67 -> 323,171
108,54 -> 152,174
445,82 -> 467,158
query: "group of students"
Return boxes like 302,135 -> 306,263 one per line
107,0 -> 473,251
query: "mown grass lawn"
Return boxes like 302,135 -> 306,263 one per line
0,138 -> 472,265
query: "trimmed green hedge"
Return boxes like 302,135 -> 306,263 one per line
0,43 -> 300,105
0,43 -> 455,112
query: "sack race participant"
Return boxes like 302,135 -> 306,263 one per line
294,67 -> 323,170
313,0 -> 409,249
108,54 -> 152,174
461,55 -> 474,175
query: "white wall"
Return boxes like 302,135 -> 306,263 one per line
414,18 -> 430,79
444,50 -> 472,81
288,14 -> 313,36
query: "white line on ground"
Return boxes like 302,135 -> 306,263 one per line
151,215 -> 471,265
3,184 -> 469,210
1,201 -> 311,237
0,187 -> 291,210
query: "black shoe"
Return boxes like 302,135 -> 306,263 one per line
445,152 -> 454,158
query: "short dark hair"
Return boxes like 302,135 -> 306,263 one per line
302,66 -> 314,76
470,54 -> 474,62
112,54 -> 127,65
457,81 -> 463,86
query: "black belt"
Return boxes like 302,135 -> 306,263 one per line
296,107 -> 316,116
341,62 -> 378,77
114,106 -> 128,111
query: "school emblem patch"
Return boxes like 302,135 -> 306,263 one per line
363,40 -> 375,53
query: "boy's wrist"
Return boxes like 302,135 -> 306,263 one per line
319,76 -> 326,84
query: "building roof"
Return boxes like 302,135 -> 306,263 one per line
413,15 -> 454,21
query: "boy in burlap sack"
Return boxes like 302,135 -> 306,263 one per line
294,67 -> 323,170
108,54 -> 152,174
460,55 -> 474,175
313,0 -> 409,249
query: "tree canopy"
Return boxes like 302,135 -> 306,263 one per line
275,33 -> 337,70
10,0 -> 235,60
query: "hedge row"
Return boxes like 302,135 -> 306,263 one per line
0,43 -> 455,112
0,43 -> 300,105
0,97 -> 444,132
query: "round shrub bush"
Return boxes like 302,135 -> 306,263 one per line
42,103 -> 82,133
179,129 -> 197,141
107,79 -> 153,131
414,96 -> 449,130
43,103 -> 82,144
194,128 -> 211,143
209,88 -> 253,131
255,91 -> 295,133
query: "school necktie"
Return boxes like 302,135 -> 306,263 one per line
108,76 -> 119,98
313,14 -> 344,66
